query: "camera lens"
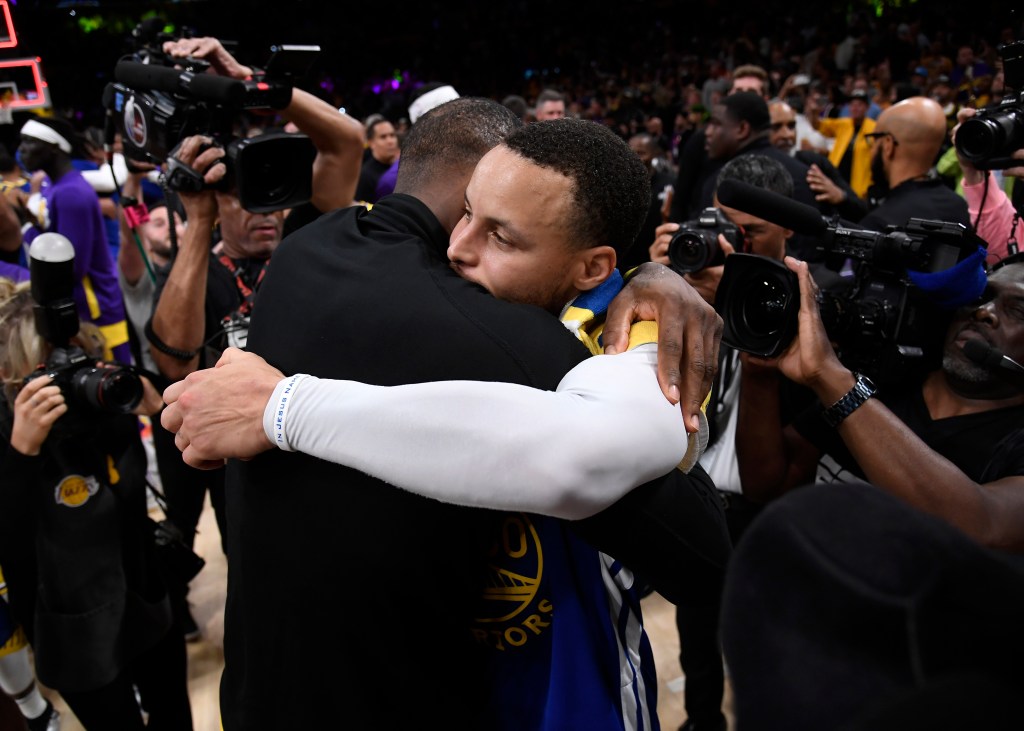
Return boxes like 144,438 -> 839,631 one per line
231,133 -> 317,213
715,254 -> 800,358
956,110 -> 1024,165
71,367 -> 143,414
738,277 -> 792,338
669,231 -> 721,274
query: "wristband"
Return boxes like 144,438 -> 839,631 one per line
821,373 -> 876,428
144,317 -> 200,361
270,374 -> 310,451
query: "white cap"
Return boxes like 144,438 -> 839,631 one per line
408,85 -> 460,124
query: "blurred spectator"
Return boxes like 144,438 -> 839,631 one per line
534,88 -> 566,120
355,114 -> 399,204
501,94 -> 531,123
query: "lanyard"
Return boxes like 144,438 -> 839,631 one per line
218,255 -> 269,317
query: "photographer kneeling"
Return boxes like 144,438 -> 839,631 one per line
735,255 -> 1024,546
0,240 -> 191,728
721,255 -> 1024,730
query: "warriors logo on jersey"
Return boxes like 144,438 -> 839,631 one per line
472,513 -> 552,651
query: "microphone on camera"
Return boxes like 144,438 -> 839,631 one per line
716,178 -> 829,237
962,339 -> 1024,375
115,61 -> 246,105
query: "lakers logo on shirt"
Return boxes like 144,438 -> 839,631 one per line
54,474 -> 100,508
472,513 -> 551,651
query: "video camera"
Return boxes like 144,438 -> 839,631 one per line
24,234 -> 143,418
667,207 -> 743,274
955,40 -> 1024,170
712,179 -> 985,384
102,23 -> 320,212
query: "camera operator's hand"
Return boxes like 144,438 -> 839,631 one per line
168,135 -> 225,225
133,375 -> 165,417
162,347 -> 284,469
683,233 -> 736,306
649,221 -> 678,266
604,263 -> 722,433
770,257 -> 851,397
163,37 -> 253,80
10,376 -> 66,456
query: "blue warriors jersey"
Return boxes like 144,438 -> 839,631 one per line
473,271 -> 681,730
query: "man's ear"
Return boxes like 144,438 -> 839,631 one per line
573,245 -> 617,292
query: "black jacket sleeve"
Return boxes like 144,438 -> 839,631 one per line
570,464 -> 732,606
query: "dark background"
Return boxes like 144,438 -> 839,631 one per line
0,0 -> 1020,128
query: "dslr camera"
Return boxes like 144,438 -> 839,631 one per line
955,40 -> 1024,170
667,207 -> 743,274
716,219 -> 983,385
24,235 -> 142,418
102,23 -> 320,212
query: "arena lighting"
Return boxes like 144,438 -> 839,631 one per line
0,1 -> 16,49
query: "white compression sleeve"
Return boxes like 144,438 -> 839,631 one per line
262,344 -> 687,520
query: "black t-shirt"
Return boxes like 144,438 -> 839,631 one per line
860,177 -> 971,232
794,381 -> 1024,483
152,253 -> 267,371
354,156 -> 393,204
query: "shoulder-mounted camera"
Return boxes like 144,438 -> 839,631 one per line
102,37 -> 321,212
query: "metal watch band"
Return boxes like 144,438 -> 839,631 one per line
821,374 -> 876,428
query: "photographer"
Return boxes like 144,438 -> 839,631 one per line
0,276 -> 190,729
735,255 -> 1024,549
149,36 -> 365,383
144,37 -> 365,574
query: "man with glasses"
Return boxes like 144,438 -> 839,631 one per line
858,96 -> 969,231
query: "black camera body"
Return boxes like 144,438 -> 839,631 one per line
24,347 -> 142,416
715,219 -> 982,385
25,234 -> 143,421
955,40 -> 1024,170
668,207 -> 743,274
103,33 -> 320,212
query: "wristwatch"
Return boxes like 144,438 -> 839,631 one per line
821,373 -> 876,428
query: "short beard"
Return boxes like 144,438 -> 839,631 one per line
869,150 -> 889,198
943,351 -> 987,383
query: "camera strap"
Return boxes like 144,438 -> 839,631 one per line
218,255 -> 269,317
